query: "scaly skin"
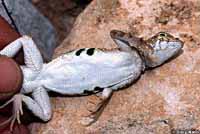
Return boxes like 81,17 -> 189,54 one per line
110,30 -> 183,67
0,30 -> 183,130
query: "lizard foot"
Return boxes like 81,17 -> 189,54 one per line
0,94 -> 23,131
80,94 -> 111,126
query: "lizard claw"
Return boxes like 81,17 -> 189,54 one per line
80,116 -> 96,126
0,94 -> 24,131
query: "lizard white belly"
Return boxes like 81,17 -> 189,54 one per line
36,49 -> 144,95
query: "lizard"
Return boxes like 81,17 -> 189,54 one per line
0,30 -> 183,129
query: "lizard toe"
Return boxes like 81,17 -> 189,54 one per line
80,116 -> 96,126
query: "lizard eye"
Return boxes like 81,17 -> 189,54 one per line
159,33 -> 167,37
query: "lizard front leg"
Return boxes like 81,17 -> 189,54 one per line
0,87 -> 52,130
0,35 -> 43,72
0,35 -> 44,92
81,88 -> 113,126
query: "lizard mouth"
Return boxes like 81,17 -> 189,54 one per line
110,30 -> 126,39
110,30 -> 131,45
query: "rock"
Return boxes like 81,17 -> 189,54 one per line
32,0 -> 200,133
0,0 -> 56,61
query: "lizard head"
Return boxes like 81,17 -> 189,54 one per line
144,32 -> 184,68
110,30 -> 183,68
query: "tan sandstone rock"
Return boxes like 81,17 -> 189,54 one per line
31,0 -> 200,133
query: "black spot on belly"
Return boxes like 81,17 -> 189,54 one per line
75,48 -> 85,56
86,48 -> 95,56
83,90 -> 94,95
83,87 -> 103,95
94,86 -> 103,92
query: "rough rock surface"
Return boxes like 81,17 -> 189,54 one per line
0,0 -> 56,61
32,0 -> 200,133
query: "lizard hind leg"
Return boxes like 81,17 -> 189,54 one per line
0,94 -> 24,131
0,87 -> 52,131
80,88 -> 113,126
